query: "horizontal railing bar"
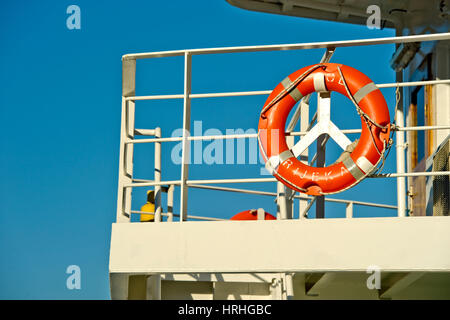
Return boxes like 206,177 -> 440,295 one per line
186,178 -> 277,184
397,125 -> 450,132
371,171 -> 450,178
127,129 -> 359,144
172,213 -> 227,221
166,212 -> 227,222
188,133 -> 257,140
189,184 -> 397,209
191,91 -> 272,99
189,184 -> 280,197
125,180 -> 182,188
126,171 -> 449,188
377,79 -> 450,88
123,33 -> 450,60
127,125 -> 449,143
125,79 -> 450,101
184,215 -> 227,221
323,198 -> 397,209
130,210 -> 226,221
125,91 -> 271,101
129,94 -> 184,101
131,210 -> 170,217
132,178 -> 155,183
129,137 -> 183,143
134,129 -> 156,136
289,129 -> 361,136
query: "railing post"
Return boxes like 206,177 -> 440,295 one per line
282,134 -> 295,219
180,52 -> 192,222
167,184 -> 174,222
298,100 -> 310,219
284,273 -> 295,300
395,58 -> 407,217
277,183 -> 288,219
116,58 -> 136,223
315,92 -> 330,219
147,275 -> 161,300
257,208 -> 265,220
346,202 -> 354,218
154,127 -> 162,222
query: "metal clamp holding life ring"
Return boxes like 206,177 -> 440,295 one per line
258,63 -> 391,195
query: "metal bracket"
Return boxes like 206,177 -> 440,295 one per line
291,91 -> 352,158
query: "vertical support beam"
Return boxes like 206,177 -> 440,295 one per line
394,28 -> 406,218
396,68 -> 406,217
282,134 -> 295,219
154,127 -> 162,222
299,100 -> 310,219
257,208 -> 265,220
147,274 -> 162,300
316,92 -> 330,219
294,48 -> 334,219
316,134 -> 326,219
167,184 -> 174,222
434,41 -> 450,147
128,275 -> 147,300
180,52 -> 192,222
346,202 -> 354,218
277,183 -> 288,219
285,191 -> 294,219
286,47 -> 334,134
116,58 -> 136,223
284,273 -> 295,300
110,273 -> 129,300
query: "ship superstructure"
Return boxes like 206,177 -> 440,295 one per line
109,1 -> 450,299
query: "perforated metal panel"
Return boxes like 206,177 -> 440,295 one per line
433,138 -> 449,216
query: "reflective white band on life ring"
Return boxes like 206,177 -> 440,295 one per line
356,156 -> 375,174
353,82 -> 378,104
281,77 -> 304,102
265,150 -> 294,174
313,73 -> 327,92
342,154 -> 364,181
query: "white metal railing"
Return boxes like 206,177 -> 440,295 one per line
125,79 -> 450,102
128,124 -> 450,144
116,32 -> 450,223
122,33 -> 450,60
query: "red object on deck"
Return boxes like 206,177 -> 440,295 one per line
230,209 -> 276,221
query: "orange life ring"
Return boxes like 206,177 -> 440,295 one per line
258,63 -> 391,196
230,209 -> 276,221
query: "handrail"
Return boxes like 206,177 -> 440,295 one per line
124,171 -> 450,189
125,79 -> 450,101
127,125 -> 450,144
122,32 -> 450,60
188,184 -> 398,210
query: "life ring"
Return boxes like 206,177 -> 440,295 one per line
258,63 -> 391,196
230,209 -> 276,220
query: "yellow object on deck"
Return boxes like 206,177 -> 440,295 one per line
140,202 -> 155,222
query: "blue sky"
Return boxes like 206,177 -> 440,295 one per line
0,1 -> 397,299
